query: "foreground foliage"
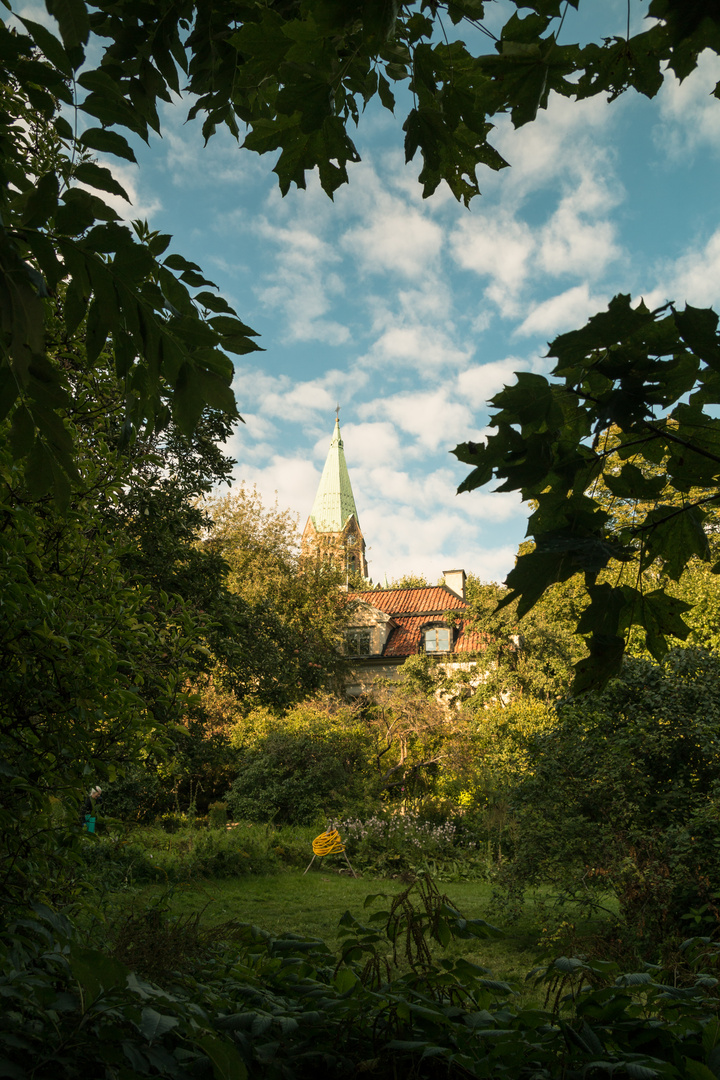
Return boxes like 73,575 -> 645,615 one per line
4,878 -> 720,1079
455,298 -> 720,691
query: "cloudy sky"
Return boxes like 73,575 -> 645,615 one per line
39,1 -> 720,582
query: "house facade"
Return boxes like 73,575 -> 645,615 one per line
344,570 -> 487,696
303,417 -> 487,695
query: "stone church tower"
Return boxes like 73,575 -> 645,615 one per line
301,417 -> 368,580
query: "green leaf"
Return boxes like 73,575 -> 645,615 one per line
48,451 -> 72,513
378,72 -> 396,110
198,1034 -> 248,1080
641,589 -> 692,659
73,161 -> 129,200
675,304 -> 720,363
573,634 -> 625,695
641,505 -> 710,579
46,0 -> 89,49
166,314 -> 217,349
112,242 -> 155,283
56,188 -> 113,234
604,463 -> 666,501
139,1007 -> 179,1043
0,364 -> 19,422
163,253 -> 204,274
24,231 -> 64,290
9,404 -> 35,458
79,127 -> 138,163
27,354 -> 71,409
64,279 -> 89,336
18,16 -> 72,74
195,291 -> 235,315
680,1061 -> 717,1080
22,171 -> 60,229
208,315 -> 259,338
180,268 -> 217,288
334,967 -> 358,993
68,945 -> 127,1008
80,90 -> 149,141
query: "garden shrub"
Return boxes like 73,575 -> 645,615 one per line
329,812 -> 492,881
208,800 -> 228,828
226,698 -> 375,823
78,826 -> 279,885
505,648 -> 720,945
102,765 -> 174,824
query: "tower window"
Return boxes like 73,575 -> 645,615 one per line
424,627 -> 451,653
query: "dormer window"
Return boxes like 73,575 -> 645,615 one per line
346,629 -> 372,656
424,626 -> 451,653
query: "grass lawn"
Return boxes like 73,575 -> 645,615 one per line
103,867 -> 614,996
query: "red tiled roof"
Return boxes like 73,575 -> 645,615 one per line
349,585 -> 468,616
382,616 -> 428,657
380,615 -> 488,659
455,627 -> 488,653
348,586 -> 487,659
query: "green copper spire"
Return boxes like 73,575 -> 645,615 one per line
310,418 -> 360,532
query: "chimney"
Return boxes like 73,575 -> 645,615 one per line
443,569 -> 466,601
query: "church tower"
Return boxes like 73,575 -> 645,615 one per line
301,416 -> 369,580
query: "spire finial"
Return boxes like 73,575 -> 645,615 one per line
335,403 -> 340,421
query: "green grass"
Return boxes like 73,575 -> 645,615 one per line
102,868 -> 614,998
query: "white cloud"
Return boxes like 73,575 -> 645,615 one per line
360,389 -> 475,452
228,456 -> 316,527
261,380 -> 336,421
334,157 -> 446,278
654,52 -> 720,160
516,283 -> 609,338
254,220 -> 350,344
156,98 -> 267,189
449,92 -> 624,320
342,206 -> 443,278
450,212 -> 534,316
538,173 -> 621,278
648,227 -> 720,310
456,357 -> 531,406
336,422 -> 403,469
363,324 -> 471,374
360,498 -> 524,583
370,276 -> 454,332
15,1 -> 55,28
492,93 -> 616,197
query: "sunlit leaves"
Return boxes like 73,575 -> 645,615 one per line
0,13 -> 263,505
455,295 -> 720,691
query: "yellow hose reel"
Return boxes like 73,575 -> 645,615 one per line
304,828 -> 356,876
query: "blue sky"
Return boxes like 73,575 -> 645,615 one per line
22,1 -> 720,583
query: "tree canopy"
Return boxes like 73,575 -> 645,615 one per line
5,0 -> 720,690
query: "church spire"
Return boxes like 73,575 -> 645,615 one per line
302,415 -> 368,579
308,417 -> 359,532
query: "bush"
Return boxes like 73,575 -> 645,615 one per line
208,801 -> 228,828
5,886 -> 720,1080
505,648 -> 720,944
101,765 -> 173,824
328,812 -> 492,881
78,826 -> 279,885
226,704 -> 374,824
